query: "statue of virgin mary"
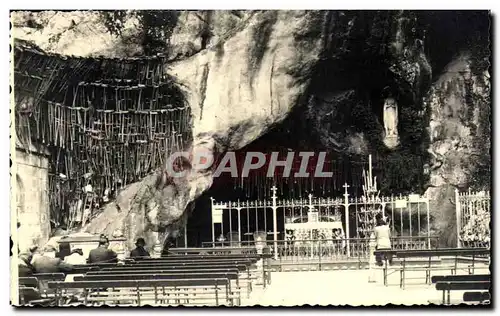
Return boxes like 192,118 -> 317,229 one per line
383,97 -> 400,148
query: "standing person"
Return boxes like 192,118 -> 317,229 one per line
374,215 -> 392,266
88,236 -> 118,264
130,238 -> 150,258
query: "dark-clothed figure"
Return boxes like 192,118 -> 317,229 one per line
161,237 -> 176,257
56,242 -> 72,261
88,238 -> 118,264
374,216 -> 393,266
130,238 -> 150,258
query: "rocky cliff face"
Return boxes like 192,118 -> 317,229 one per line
424,54 -> 490,246
11,10 -> 490,249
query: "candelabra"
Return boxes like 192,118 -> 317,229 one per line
357,155 -> 383,238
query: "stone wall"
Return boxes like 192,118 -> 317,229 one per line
15,146 -> 51,251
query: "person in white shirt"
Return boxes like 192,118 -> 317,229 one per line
64,248 -> 86,265
374,215 -> 392,266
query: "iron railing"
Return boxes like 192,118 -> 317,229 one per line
201,236 -> 439,260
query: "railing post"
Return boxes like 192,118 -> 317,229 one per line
343,183 -> 350,257
455,189 -> 461,248
271,186 -> 278,260
426,198 -> 431,249
184,222 -> 188,248
368,233 -> 376,283
318,240 -> 322,271
237,207 -> 242,246
210,197 -> 215,247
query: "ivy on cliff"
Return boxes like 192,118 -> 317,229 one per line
98,10 -> 179,55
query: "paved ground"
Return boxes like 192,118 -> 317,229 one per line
244,267 -> 490,306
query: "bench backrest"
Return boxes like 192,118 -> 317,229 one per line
131,258 -> 258,264
48,278 -> 230,289
71,266 -> 100,274
435,281 -> 491,291
374,248 -> 490,258
19,277 -> 38,288
431,274 -> 490,283
397,248 -> 490,258
86,268 -> 241,276
131,254 -> 262,261
101,264 -> 249,272
463,291 -> 491,302
73,260 -> 254,271
32,273 -> 66,281
31,273 -> 67,293
75,272 -> 239,282
169,247 -> 257,255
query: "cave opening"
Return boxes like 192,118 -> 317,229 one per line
182,10 -> 494,247
185,86 -> 402,247
185,59 -> 431,247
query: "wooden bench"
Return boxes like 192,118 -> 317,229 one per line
92,266 -> 255,296
72,255 -> 270,286
19,274 -> 66,299
19,277 -> 39,288
463,291 -> 491,304
430,274 -> 490,305
131,258 -> 257,263
18,287 -> 43,305
100,262 -> 269,287
87,268 -> 242,275
435,281 -> 490,305
374,248 -> 490,288
75,272 -> 242,305
455,256 -> 490,274
18,277 -> 53,306
431,274 -> 490,283
77,259 -> 257,269
100,263 -> 249,272
127,259 -> 263,278
18,284 -> 56,306
32,273 -> 66,296
48,278 -> 234,306
85,268 -> 255,298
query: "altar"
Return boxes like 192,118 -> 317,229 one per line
209,155 -> 432,258
285,206 -> 345,242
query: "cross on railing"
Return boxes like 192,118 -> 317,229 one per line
343,183 -> 350,195
271,185 -> 277,200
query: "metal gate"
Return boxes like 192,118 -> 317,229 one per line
209,184 -> 433,260
456,189 -> 490,248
